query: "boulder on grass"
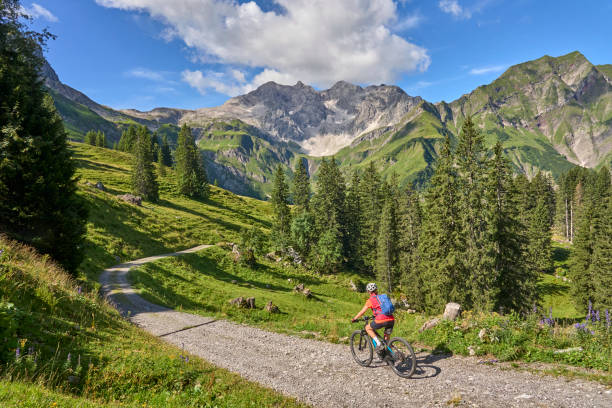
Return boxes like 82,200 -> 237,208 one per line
245,297 -> 256,309
293,283 -> 305,293
265,301 -> 280,313
419,317 -> 440,332
95,181 -> 106,191
116,194 -> 142,206
443,303 -> 462,321
302,288 -> 312,298
229,297 -> 246,308
349,280 -> 363,292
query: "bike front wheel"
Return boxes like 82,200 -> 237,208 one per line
386,337 -> 417,378
350,330 -> 373,367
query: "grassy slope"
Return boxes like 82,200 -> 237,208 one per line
71,142 -> 272,286
0,237 -> 304,408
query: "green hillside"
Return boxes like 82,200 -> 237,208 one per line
197,119 -> 302,198
70,142 -> 272,284
0,236 -> 304,407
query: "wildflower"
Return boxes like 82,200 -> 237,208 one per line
67,353 -> 71,363
15,348 -> 20,359
77,286 -> 82,295
606,309 -> 610,329
0,249 -> 4,256
594,310 -> 600,323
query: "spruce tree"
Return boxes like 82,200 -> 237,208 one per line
290,210 -> 316,259
0,1 -> 87,274
85,130 -> 96,145
270,165 -> 291,251
416,136 -> 465,313
310,157 -> 347,271
376,181 -> 398,293
156,144 -> 166,177
131,126 -> 158,202
175,124 -> 208,199
345,170 -> 362,268
291,159 -> 310,212
358,162 -> 381,272
455,116 -> 492,311
590,171 -> 612,310
398,185 -> 423,309
161,134 -> 172,167
486,142 -> 535,313
118,126 -> 137,152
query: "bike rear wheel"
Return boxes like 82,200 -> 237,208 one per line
350,330 -> 373,367
386,337 -> 417,378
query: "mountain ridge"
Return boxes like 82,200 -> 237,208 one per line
42,51 -> 612,198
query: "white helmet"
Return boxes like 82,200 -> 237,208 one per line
366,282 -> 377,292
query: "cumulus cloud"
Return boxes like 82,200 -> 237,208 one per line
469,65 -> 506,75
21,3 -> 58,22
96,0 -> 430,95
438,0 -> 470,19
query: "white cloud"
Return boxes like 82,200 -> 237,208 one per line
469,65 -> 506,75
182,69 -> 252,96
21,3 -> 58,22
96,0 -> 430,96
126,67 -> 165,82
438,0 -> 470,19
394,12 -> 422,31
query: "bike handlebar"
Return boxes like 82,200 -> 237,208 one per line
352,316 -> 371,323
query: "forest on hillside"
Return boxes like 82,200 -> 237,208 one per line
260,117 -> 612,315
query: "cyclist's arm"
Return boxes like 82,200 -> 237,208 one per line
352,304 -> 369,321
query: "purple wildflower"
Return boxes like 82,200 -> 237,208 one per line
77,286 -> 82,295
67,353 -> 71,363
606,309 -> 610,329
0,249 -> 4,256
574,323 -> 591,334
15,348 -> 20,359
594,310 -> 600,323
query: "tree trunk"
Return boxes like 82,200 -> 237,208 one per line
565,198 -> 569,240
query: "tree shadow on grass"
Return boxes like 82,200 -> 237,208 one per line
538,281 -> 570,297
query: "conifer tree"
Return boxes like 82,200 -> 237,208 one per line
0,1 -> 87,274
358,162 -> 381,272
175,124 -> 208,199
291,159 -> 310,212
271,165 -> 291,251
290,210 -> 316,259
416,136 -> 465,313
156,144 -> 166,177
376,182 -> 398,293
590,172 -> 612,310
131,126 -> 158,202
398,185 -> 423,309
118,126 -> 137,152
345,170 -> 362,268
310,157 -> 347,270
486,142 -> 535,312
85,130 -> 96,145
161,134 -> 172,167
96,131 -> 105,148
455,116 -> 492,311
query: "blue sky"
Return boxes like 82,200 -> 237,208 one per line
24,0 -> 612,111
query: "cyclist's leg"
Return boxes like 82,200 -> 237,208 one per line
382,321 -> 394,342
365,322 -> 377,339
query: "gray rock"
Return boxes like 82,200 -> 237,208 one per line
245,297 -> 256,309
265,301 -> 279,313
302,288 -> 312,299
116,194 -> 142,206
419,317 -> 440,332
478,328 -> 488,342
95,181 -> 106,191
293,283 -> 305,293
443,302 -> 462,321
349,280 -> 362,292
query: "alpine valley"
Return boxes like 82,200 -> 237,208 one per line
44,51 -> 612,199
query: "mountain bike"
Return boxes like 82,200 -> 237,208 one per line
350,316 -> 417,378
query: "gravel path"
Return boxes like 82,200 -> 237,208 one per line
100,246 -> 612,408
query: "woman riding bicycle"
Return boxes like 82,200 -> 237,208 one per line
351,282 -> 394,356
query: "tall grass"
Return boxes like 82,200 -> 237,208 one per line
0,237 -> 304,407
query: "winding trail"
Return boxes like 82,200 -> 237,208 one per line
100,246 -> 611,408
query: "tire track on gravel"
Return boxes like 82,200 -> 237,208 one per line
100,246 -> 612,408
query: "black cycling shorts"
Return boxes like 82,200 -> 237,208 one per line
370,319 -> 394,335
